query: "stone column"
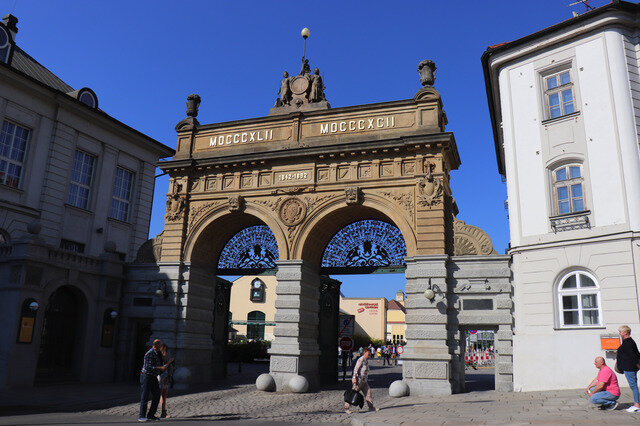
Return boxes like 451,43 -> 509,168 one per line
149,262 -> 216,389
268,260 -> 321,392
402,255 -> 453,395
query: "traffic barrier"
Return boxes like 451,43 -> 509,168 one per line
464,350 -> 495,366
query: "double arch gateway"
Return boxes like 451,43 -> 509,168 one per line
142,68 -> 514,394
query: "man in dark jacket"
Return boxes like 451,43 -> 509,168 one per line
139,339 -> 173,422
617,325 -> 640,412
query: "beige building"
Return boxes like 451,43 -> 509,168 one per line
228,275 -> 277,340
0,14 -> 173,388
227,275 -> 389,342
386,290 -> 406,344
338,296 -> 387,341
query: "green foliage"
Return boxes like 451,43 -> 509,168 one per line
226,340 -> 271,362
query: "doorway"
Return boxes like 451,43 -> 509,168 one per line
463,328 -> 496,392
36,286 -> 84,382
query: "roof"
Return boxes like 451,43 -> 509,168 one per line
10,46 -> 74,93
481,0 -> 640,175
387,299 -> 406,313
0,21 -> 174,157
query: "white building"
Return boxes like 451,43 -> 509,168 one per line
0,14 -> 173,388
483,1 -> 640,391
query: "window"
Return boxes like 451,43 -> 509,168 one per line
552,164 -> 585,215
544,69 -> 576,119
557,271 -> 601,327
0,25 -> 10,63
109,167 -> 133,222
78,90 -> 97,108
0,121 -> 29,188
60,239 -> 85,253
67,150 -> 95,209
247,311 -> 266,340
250,278 -> 265,302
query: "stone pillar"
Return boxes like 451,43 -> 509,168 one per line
269,260 -> 321,392
149,262 -> 216,389
495,324 -> 514,391
402,255 -> 453,395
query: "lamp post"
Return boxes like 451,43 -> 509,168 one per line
301,27 -> 310,60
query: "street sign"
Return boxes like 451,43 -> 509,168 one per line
339,336 -> 354,351
396,345 -> 404,355
469,330 -> 477,334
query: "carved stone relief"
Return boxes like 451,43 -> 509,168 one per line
278,197 -> 307,226
228,195 -> 244,212
188,201 -> 223,231
165,183 -> 186,222
380,190 -> 414,222
416,162 -> 444,207
345,186 -> 360,205
453,216 -> 496,256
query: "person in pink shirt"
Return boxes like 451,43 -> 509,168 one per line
585,356 -> 620,410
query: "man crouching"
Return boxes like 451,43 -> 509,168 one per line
585,356 -> 620,410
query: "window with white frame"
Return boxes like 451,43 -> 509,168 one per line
0,121 -> 29,188
557,271 -> 601,327
109,167 -> 133,222
544,69 -> 576,119
552,164 -> 585,215
67,150 -> 95,209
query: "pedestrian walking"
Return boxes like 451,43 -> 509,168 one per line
348,349 -> 353,367
391,344 -> 397,365
158,343 -> 175,418
382,345 -> 390,366
340,347 -> 350,380
344,347 -> 378,413
585,356 -> 620,410
139,339 -> 173,422
617,325 -> 640,412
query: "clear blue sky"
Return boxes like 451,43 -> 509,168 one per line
10,0 -> 607,300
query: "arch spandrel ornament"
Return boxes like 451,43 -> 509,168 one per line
452,216 -> 497,256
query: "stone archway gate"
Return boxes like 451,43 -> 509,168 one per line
129,65 -> 513,394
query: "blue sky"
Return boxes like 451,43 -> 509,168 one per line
10,0 -> 606,300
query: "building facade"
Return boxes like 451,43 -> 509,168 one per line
386,290 -> 407,344
0,14 -> 173,388
483,1 -> 640,391
228,275 -> 277,341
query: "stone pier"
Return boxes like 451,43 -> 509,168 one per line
268,260 -> 321,392
402,255 -> 453,396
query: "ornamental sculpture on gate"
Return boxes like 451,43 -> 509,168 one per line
278,197 -> 307,226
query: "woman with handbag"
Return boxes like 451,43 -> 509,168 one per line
344,347 -> 378,413
617,325 -> 640,412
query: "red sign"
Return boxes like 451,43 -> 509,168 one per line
468,330 -> 477,334
396,345 -> 404,355
339,336 -> 354,351
357,308 -> 365,313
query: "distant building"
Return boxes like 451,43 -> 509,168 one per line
228,275 -> 276,340
483,1 -> 640,391
0,14 -> 173,388
386,290 -> 406,344
337,296 -> 387,341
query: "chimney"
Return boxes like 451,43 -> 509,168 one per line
2,14 -> 18,40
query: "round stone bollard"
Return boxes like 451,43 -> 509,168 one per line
256,373 -> 276,392
288,375 -> 309,393
389,380 -> 410,397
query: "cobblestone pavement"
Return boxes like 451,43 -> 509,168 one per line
1,362 -> 640,424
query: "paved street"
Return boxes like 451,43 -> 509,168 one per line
1,361 -> 639,424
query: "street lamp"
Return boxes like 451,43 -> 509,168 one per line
29,301 -> 39,312
301,27 -> 310,60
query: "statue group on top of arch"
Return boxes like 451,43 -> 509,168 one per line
270,58 -> 330,115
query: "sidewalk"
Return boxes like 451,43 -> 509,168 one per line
1,365 -> 639,424
352,387 -> 640,425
